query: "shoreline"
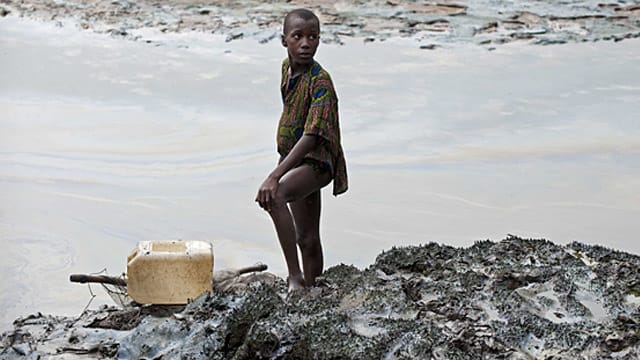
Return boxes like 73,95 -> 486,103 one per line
2,237 -> 639,358
1,0 -> 639,48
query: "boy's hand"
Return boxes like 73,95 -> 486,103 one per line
256,175 -> 279,211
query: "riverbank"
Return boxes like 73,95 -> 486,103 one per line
2,0 -> 640,48
1,237 -> 639,358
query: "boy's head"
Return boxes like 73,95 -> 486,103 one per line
282,9 -> 320,66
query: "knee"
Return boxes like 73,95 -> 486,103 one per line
296,233 -> 322,254
267,190 -> 288,213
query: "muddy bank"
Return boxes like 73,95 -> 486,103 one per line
1,0 -> 640,48
2,236 -> 639,358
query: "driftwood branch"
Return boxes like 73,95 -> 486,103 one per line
69,274 -> 127,287
235,263 -> 268,275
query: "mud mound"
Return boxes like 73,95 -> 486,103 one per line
1,236 -> 639,358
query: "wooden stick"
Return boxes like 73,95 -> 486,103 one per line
213,263 -> 269,284
236,263 -> 268,275
69,274 -> 127,287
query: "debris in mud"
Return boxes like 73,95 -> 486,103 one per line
2,236 -> 639,358
1,0 -> 639,48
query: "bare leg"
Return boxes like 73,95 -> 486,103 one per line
267,203 -> 304,291
290,190 -> 323,287
266,165 -> 330,291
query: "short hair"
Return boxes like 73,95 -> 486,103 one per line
283,9 -> 320,35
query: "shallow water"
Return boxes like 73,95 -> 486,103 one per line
1,17 -> 639,330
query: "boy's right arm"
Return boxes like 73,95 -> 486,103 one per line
255,134 -> 318,211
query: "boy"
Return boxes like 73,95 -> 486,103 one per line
255,8 -> 348,291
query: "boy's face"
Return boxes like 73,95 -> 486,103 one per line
282,16 -> 320,67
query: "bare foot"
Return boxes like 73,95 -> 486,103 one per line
287,274 -> 305,292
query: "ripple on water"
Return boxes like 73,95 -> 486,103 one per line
1,235 -> 75,329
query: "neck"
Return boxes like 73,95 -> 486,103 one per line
289,57 -> 313,77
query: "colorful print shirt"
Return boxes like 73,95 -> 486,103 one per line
277,58 -> 348,196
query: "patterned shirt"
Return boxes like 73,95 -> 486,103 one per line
277,58 -> 348,196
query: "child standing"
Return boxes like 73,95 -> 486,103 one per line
255,8 -> 348,291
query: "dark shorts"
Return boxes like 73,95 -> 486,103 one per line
279,155 -> 332,176
300,158 -> 332,176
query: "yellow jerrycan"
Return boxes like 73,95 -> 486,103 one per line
127,240 -> 213,304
